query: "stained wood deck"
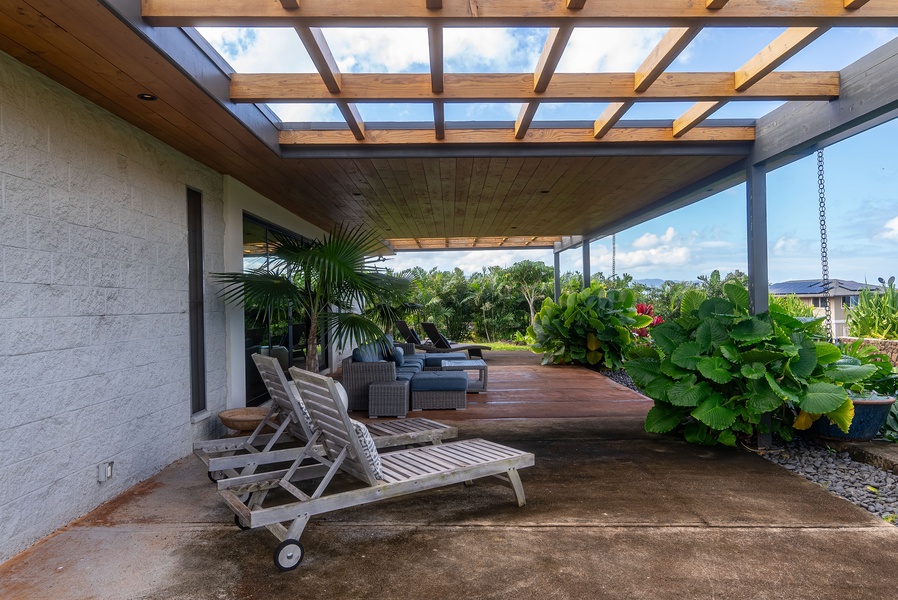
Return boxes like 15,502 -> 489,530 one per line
394,350 -> 652,421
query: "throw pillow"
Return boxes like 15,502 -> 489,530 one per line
349,419 -> 383,480
334,382 -> 349,410
352,343 -> 380,363
391,345 -> 405,367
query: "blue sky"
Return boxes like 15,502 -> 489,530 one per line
200,26 -> 898,284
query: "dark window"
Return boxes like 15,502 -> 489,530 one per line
187,188 -> 206,414
242,213 -> 327,406
842,295 -> 859,308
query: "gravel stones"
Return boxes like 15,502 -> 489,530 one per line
763,436 -> 898,524
599,370 -> 641,392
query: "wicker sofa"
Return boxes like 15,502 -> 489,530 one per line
341,340 -> 467,412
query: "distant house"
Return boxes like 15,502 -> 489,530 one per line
769,279 -> 881,338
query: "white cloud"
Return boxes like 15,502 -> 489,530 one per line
443,28 -> 535,72
385,249 -> 553,275
198,28 -> 316,73
632,226 -> 677,249
556,28 -> 667,73
323,28 -> 429,72
876,215 -> 898,241
772,234 -> 802,254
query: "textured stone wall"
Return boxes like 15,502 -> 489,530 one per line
840,337 -> 898,368
0,51 -> 227,562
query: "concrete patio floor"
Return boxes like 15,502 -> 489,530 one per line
3,352 -> 898,599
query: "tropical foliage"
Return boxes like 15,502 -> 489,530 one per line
528,282 -> 653,370
215,225 -> 409,372
847,276 -> 898,340
624,281 -> 879,447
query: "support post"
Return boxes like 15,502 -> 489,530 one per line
582,241 -> 591,289
746,159 -> 772,449
746,161 -> 769,315
553,251 -> 561,302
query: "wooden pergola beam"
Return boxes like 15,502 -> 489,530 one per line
428,24 -> 443,93
294,26 -> 342,93
635,27 -> 701,92
593,101 -> 633,138
706,0 -> 730,8
516,26 -> 574,138
434,101 -> 445,140
844,0 -> 871,8
293,26 -> 365,139
279,125 -> 755,145
735,27 -> 828,90
515,102 -> 540,139
672,101 -> 722,137
534,27 -> 574,92
231,71 -> 839,102
143,1 -> 898,26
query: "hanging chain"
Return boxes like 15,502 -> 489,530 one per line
817,149 -> 833,341
612,234 -> 617,278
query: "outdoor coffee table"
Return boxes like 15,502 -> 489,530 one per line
440,359 -> 488,393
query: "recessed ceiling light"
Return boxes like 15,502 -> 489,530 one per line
136,93 -> 158,101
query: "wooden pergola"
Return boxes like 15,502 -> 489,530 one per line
3,0 -> 898,304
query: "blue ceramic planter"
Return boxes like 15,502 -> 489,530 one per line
810,395 -> 896,441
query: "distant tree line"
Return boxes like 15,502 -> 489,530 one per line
380,262 -> 756,344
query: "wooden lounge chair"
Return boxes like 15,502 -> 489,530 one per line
421,322 -> 491,358
218,369 -> 534,571
193,354 -> 457,481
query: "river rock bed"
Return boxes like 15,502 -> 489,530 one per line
763,436 -> 898,524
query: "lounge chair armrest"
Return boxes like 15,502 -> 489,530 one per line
394,342 -> 416,355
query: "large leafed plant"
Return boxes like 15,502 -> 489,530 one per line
528,283 -> 653,370
624,281 -> 876,446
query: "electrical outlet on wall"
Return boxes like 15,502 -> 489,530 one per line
97,461 -> 114,482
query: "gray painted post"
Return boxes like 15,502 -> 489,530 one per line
554,251 -> 561,302
582,241 -> 591,289
746,161 -> 769,315
746,159 -> 772,448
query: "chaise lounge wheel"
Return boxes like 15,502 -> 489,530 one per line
274,539 -> 304,571
208,470 -> 224,483
234,515 -> 250,530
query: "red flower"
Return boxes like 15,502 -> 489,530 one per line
636,303 -> 654,316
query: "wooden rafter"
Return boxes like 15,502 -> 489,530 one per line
142,1 -> 898,26
706,0 -> 730,8
516,26 -> 573,138
279,126 -> 755,145
387,236 -> 565,250
231,71 -> 839,102
593,102 -> 633,138
428,24 -> 444,138
672,101 -> 722,137
734,27 -> 828,90
673,26 -> 828,134
635,27 -> 701,92
593,26 -> 699,139
844,0 -> 871,8
294,26 -> 365,140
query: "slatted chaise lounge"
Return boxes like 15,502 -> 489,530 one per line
193,354 -> 457,481
217,368 -> 534,571
421,321 -> 491,358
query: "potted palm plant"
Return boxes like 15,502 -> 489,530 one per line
215,224 -> 410,372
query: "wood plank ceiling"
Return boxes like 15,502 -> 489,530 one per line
3,1 -> 895,249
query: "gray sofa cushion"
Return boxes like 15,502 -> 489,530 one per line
410,371 -> 468,391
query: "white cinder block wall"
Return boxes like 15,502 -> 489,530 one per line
0,51 -> 228,562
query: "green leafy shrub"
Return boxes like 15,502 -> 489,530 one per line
624,281 -> 876,446
838,339 -> 898,442
847,276 -> 898,340
528,283 -> 652,370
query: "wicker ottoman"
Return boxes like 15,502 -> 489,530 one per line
410,371 -> 468,410
368,380 -> 410,418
